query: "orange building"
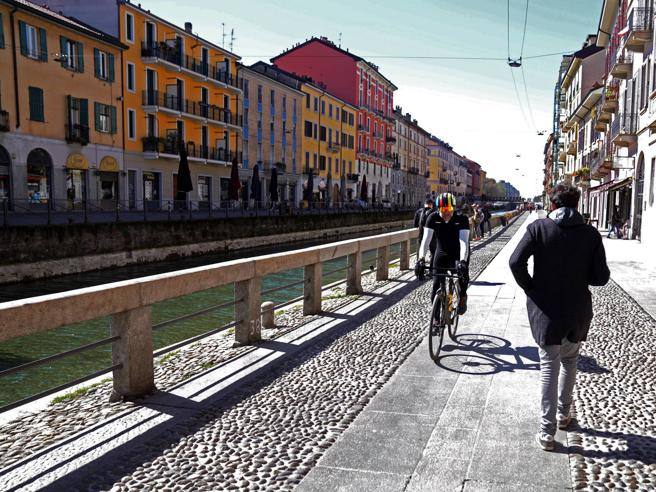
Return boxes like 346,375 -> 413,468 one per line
51,0 -> 243,206
0,0 -> 125,209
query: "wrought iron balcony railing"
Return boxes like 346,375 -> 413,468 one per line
65,124 -> 90,145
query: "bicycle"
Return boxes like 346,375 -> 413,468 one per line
415,260 -> 462,361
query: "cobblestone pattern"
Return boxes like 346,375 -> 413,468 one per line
0,216 -> 523,488
568,281 -> 656,491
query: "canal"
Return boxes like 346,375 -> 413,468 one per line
0,224 -> 412,409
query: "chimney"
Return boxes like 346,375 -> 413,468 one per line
184,22 -> 193,33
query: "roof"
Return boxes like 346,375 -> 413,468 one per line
561,42 -> 604,90
119,0 -> 240,60
4,0 -> 125,48
238,63 -> 306,96
597,0 -> 619,47
271,37 -> 398,90
247,61 -> 358,110
393,107 -> 430,136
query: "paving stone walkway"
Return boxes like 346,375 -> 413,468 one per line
299,211 -> 572,491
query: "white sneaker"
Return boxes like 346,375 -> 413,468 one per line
535,432 -> 555,451
557,414 -> 572,430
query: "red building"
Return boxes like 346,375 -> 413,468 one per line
464,158 -> 483,200
272,37 -> 397,201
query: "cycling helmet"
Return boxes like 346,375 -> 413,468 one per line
436,193 -> 456,213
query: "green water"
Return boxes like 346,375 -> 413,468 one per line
0,245 -> 403,408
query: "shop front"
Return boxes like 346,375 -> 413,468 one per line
0,145 -> 10,206
65,153 -> 88,210
26,148 -> 52,208
143,171 -> 161,210
97,156 -> 120,210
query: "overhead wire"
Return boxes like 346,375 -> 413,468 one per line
509,66 -> 531,129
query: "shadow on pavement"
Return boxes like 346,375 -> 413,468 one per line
569,425 -> 656,463
437,333 -> 539,375
577,354 -> 611,374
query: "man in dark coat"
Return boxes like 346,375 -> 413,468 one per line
414,198 -> 435,245
509,183 -> 610,451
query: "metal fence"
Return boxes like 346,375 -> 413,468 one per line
1,199 -> 416,227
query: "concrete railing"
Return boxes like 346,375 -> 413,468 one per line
0,228 -> 418,403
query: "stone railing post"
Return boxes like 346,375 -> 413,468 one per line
261,301 -> 275,329
376,245 -> 390,281
400,240 -> 411,270
235,277 -> 262,345
304,263 -> 322,315
346,251 -> 363,295
110,306 -> 155,402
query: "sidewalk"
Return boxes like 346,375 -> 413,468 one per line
601,236 -> 656,320
298,213 -> 572,491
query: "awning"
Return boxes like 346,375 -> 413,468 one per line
99,156 -> 119,172
588,179 -> 615,194
608,176 -> 632,192
66,153 -> 88,170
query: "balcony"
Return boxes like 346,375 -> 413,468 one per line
610,113 -> 638,147
424,170 -> 431,178
142,91 -> 242,128
140,43 -> 242,90
328,143 -> 340,153
610,51 -> 633,79
566,140 -> 577,155
386,135 -> 396,143
347,173 -> 359,182
626,7 -> 653,52
558,150 -> 566,163
65,124 -> 90,145
595,119 -> 607,132
408,167 -> 419,175
142,136 -> 242,163
392,161 -> 400,170
0,110 -> 9,132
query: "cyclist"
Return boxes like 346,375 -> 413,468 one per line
417,193 -> 471,314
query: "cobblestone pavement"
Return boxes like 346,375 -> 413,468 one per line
0,217 -> 523,490
568,280 -> 656,490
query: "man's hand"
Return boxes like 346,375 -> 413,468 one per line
456,260 -> 468,276
414,258 -> 426,281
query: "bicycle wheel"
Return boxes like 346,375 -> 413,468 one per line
448,279 -> 460,340
428,290 -> 446,362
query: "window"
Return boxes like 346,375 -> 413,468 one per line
313,123 -> 318,139
127,62 -> 135,92
651,158 -> 656,207
320,126 -> 326,141
60,37 -> 84,72
321,100 -> 325,114
19,21 -> 47,61
127,109 -> 136,140
304,120 -> 313,137
0,13 -> 4,49
94,49 -> 115,81
306,93 -> 310,109
94,102 -> 117,133
125,12 -> 134,42
28,86 -> 44,121
329,104 -> 333,118
314,97 -> 318,112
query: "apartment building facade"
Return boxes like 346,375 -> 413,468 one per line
0,0 -> 125,210
51,0 -> 243,208
272,37 -> 396,203
240,63 -> 304,205
391,107 -> 429,207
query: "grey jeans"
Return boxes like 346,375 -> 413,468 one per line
538,337 -> 581,435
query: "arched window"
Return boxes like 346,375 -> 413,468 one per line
0,145 -> 10,203
26,148 -> 52,204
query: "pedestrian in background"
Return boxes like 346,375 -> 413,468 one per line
414,198 -> 435,247
482,205 -> 492,237
509,183 -> 610,452
608,206 -> 623,239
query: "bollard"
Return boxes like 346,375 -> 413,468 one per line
261,301 -> 275,329
110,306 -> 156,402
376,245 -> 389,281
235,277 -> 262,345
346,251 -> 363,295
304,263 -> 322,315
400,240 -> 411,270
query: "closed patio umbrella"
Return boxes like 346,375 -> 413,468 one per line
229,156 -> 241,203
269,166 -> 279,203
251,164 -> 262,206
307,169 -> 314,207
176,143 -> 193,197
360,174 -> 368,202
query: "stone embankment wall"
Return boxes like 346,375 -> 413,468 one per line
0,211 -> 413,284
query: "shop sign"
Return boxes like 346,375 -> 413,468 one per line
99,156 -> 119,172
66,153 -> 89,170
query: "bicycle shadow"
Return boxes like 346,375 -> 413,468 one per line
437,333 -> 540,375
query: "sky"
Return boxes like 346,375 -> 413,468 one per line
148,0 -> 602,197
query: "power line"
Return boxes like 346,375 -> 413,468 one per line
240,50 -> 575,61
520,64 -> 538,131
507,0 -> 511,60
509,66 -> 531,129
520,0 -> 530,59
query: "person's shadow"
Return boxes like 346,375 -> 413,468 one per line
567,424 -> 656,463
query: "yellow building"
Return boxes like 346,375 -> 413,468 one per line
51,0 -> 243,206
427,147 -> 442,197
0,0 -> 125,209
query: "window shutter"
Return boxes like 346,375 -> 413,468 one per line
93,48 -> 100,78
66,95 -> 73,124
108,53 -> 115,82
0,13 -> 5,49
80,98 -> 89,127
110,106 -> 117,133
59,36 -> 67,67
77,42 -> 84,72
19,21 -> 27,55
94,102 -> 101,131
38,28 -> 47,61
29,87 -> 44,121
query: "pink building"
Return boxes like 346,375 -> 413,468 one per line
272,37 -> 398,202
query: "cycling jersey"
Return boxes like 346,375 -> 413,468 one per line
424,212 -> 470,262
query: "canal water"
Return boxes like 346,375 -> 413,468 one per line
0,225 -> 411,409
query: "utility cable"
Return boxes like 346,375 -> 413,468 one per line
507,0 -> 511,60
509,66 -> 531,129
520,0 -> 530,59
520,64 -> 538,131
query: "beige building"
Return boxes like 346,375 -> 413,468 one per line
239,64 -> 304,205
392,107 -> 429,206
